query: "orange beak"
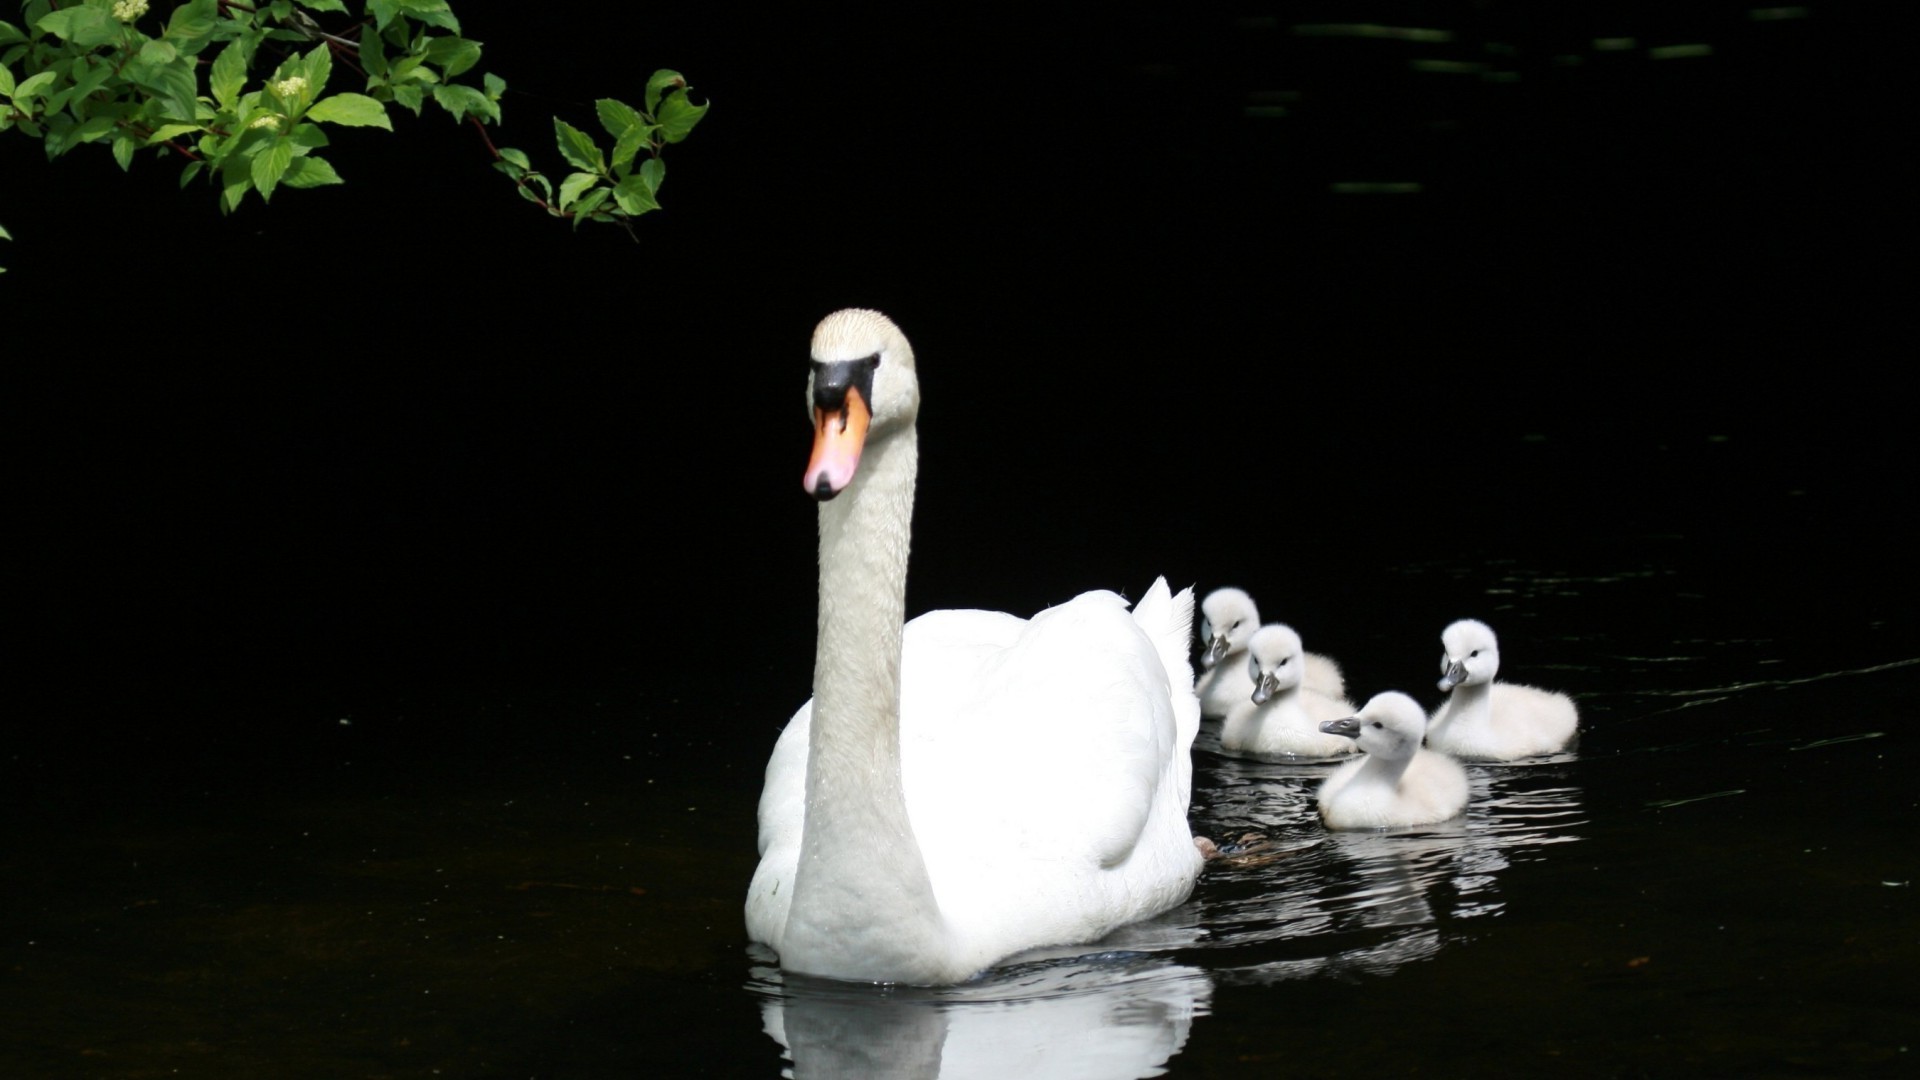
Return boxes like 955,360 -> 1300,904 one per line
803,386 -> 872,500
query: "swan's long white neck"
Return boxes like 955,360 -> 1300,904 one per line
783,422 -> 953,981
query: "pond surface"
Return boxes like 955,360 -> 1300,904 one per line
7,522 -> 1915,1078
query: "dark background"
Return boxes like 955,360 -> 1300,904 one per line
6,4 -> 1904,771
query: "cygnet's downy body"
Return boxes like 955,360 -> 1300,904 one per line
1220,624 -> 1358,759
1426,619 -> 1577,762
1317,691 -> 1470,830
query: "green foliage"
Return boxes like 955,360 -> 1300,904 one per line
0,0 -> 706,258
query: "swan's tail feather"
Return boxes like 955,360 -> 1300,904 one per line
1131,576 -> 1197,694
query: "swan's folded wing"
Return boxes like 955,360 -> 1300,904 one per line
902,592 -> 1179,873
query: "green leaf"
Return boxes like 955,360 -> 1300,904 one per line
557,170 -> 597,210
596,98 -> 642,138
392,0 -> 458,31
570,187 -> 610,228
112,133 -> 136,171
308,94 -> 391,129
656,88 -> 707,145
65,57 -> 115,106
497,147 -> 530,170
282,155 -> 343,189
12,71 -> 57,102
139,39 -> 178,67
360,24 -> 390,80
35,7 -> 116,48
132,58 -> 201,123
179,159 -> 204,187
611,122 -> 657,176
391,84 -> 423,114
0,64 -> 15,97
644,70 -> 684,115
483,72 -> 505,100
430,83 -> 494,123
144,123 -> 199,144
304,0 -> 350,12
210,40 -> 248,110
424,35 -> 481,80
70,113 -> 116,144
164,0 -> 219,50
252,136 -> 294,201
288,123 -> 330,151
220,153 -> 252,213
554,118 -> 603,174
612,174 -> 660,216
301,43 -> 332,97
638,156 -> 665,195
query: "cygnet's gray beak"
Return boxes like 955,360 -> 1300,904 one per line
1251,672 -> 1277,706
1437,660 -> 1467,691
1319,717 -> 1361,738
1203,634 -> 1230,668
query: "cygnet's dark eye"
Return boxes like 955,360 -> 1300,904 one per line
1469,649 -> 1481,658
1371,721 -> 1384,729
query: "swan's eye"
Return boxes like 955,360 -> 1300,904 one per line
1469,649 -> 1481,658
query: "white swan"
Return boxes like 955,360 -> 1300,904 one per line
1219,623 -> 1358,759
745,309 -> 1206,985
1194,587 -> 1345,717
1316,691 -> 1470,829
1426,618 -> 1578,761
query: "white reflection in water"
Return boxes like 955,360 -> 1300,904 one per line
750,949 -> 1212,1080
747,749 -> 1583,1078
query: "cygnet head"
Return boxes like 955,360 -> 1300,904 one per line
1245,623 -> 1305,705
1199,587 -> 1259,669
804,309 -> 919,501
1320,691 -> 1429,761
1437,618 -> 1501,692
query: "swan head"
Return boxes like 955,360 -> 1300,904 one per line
1245,623 -> 1304,705
1319,691 -> 1427,761
1198,587 -> 1259,669
804,308 -> 920,501
1436,618 -> 1501,691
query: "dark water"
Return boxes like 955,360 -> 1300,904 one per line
6,4 -> 1911,1078
7,519 -> 1915,1078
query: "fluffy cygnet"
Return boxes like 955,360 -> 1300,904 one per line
1426,618 -> 1578,761
1220,624 -> 1358,759
1316,691 -> 1470,829
1195,587 -> 1346,717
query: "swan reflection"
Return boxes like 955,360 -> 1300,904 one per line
750,950 -> 1213,1080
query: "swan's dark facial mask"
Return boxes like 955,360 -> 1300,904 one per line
810,355 -> 880,417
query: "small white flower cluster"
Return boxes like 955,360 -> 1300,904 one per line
112,0 -> 148,22
270,76 -> 309,99
249,114 -> 282,130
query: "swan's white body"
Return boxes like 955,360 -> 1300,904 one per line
745,309 -> 1204,985
1317,691 -> 1470,829
1426,618 -> 1578,761
1219,624 -> 1358,760
1194,587 -> 1344,717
